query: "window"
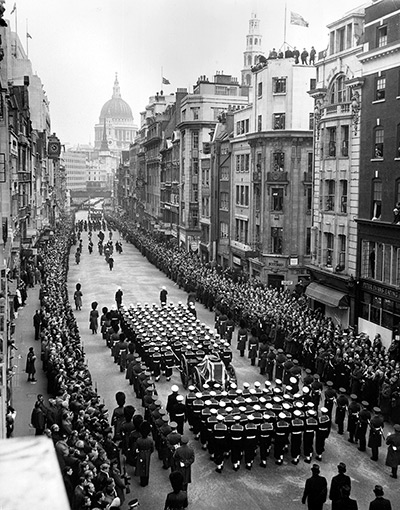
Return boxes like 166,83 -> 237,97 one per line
236,219 -> 249,244
191,183 -> 198,202
273,113 -> 285,130
236,185 -> 249,206
396,124 -> 400,158
191,108 -> 199,120
338,27 -> 345,52
258,82 -> 263,97
202,196 -> 210,217
309,113 -> 314,131
377,25 -> 387,48
329,74 -> 350,104
306,186 -> 312,212
374,127 -> 384,158
328,127 -> 336,156
220,192 -> 229,211
258,115 -> 262,132
273,77 -> 287,94
235,154 -> 250,172
271,188 -> 284,211
202,167 -> 210,186
271,227 -> 283,254
307,153 -> 313,173
338,234 -> 346,268
325,233 -> 334,266
192,131 -> 199,149
375,76 -> 386,101
341,125 -> 349,156
340,180 -> 347,213
306,227 -> 311,255
220,222 -> 229,238
325,180 -> 335,211
273,152 -> 285,171
372,180 -> 382,220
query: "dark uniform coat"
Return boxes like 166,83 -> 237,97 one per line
172,443 -> 195,485
385,430 -> 400,468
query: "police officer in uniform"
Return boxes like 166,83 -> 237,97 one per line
324,381 -> 337,419
174,395 -> 186,435
368,407 -> 384,461
355,401 -> 371,452
347,394 -> 360,444
335,389 -> 348,435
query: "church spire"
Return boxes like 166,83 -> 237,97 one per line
112,72 -> 121,99
100,118 -> 109,152
241,13 -> 264,86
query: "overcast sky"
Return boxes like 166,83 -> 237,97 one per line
8,0 -> 368,146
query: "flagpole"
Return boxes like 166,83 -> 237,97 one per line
26,19 -> 28,57
161,66 -> 163,92
284,2 -> 287,48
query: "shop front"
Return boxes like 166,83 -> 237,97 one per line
305,282 -> 350,327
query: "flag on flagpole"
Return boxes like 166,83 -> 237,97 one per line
27,32 -> 32,39
290,11 -> 309,27
162,77 -> 170,85
10,3 -> 16,15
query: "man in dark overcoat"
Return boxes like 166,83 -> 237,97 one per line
302,464 -> 327,510
172,436 -> 195,491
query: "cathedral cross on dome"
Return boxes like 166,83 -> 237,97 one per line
113,72 -> 121,99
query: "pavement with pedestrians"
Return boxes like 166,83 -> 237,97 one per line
8,209 -> 400,510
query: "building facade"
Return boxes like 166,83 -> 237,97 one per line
356,0 -> 400,345
307,5 -> 365,328
226,58 -> 315,287
179,73 -> 249,254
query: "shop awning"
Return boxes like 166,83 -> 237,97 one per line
305,282 -> 349,308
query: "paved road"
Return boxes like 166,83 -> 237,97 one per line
68,211 -> 400,510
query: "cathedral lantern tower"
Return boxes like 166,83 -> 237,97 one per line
241,13 -> 264,86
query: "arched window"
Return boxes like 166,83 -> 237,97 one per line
329,74 -> 351,104
254,38 -> 258,45
247,55 -> 252,66
246,74 -> 251,86
249,37 -> 253,45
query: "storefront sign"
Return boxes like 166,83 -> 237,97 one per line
233,256 -> 242,266
268,259 -> 285,267
361,281 -> 400,300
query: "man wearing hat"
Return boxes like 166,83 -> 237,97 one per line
335,390 -> 349,435
302,464 -> 327,510
329,462 -> 351,510
173,395 -> 186,435
385,423 -> 400,479
369,485 -> 392,510
172,436 -> 195,491
368,408 -> 384,461
167,385 -> 180,420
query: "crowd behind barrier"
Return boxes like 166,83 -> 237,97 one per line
31,219 -> 139,509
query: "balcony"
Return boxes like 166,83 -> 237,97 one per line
266,171 -> 288,182
324,102 -> 351,116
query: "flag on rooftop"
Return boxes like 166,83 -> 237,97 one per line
10,3 -> 16,15
162,77 -> 170,85
290,11 -> 309,27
